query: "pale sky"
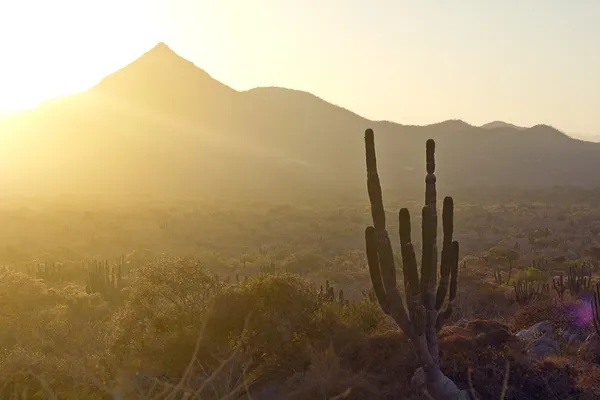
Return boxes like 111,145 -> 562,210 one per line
0,0 -> 599,136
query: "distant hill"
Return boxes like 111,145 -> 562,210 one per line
480,121 -> 527,131
1,42 -> 600,199
570,134 -> 600,143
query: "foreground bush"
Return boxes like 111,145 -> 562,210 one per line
0,258 -> 599,399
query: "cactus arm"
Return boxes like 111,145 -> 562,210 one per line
437,241 -> 459,330
364,129 -> 411,334
436,197 -> 455,310
399,208 -> 421,321
365,226 -> 390,314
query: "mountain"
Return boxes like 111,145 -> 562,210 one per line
1,42 -> 600,199
570,134 -> 600,143
481,121 -> 527,131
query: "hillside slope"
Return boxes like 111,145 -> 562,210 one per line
1,42 -> 600,198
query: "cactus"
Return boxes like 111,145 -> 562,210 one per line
259,262 -> 276,275
493,268 -> 503,285
494,265 -> 513,286
29,261 -> 64,281
552,263 -> 592,299
362,288 -> 377,303
513,280 -> 548,306
316,280 -> 341,303
531,256 -> 548,271
364,129 -> 466,399
327,286 -> 335,302
85,258 -> 122,301
552,273 -> 567,300
567,263 -> 592,296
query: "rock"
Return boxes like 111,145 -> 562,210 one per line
529,320 -> 555,337
516,320 -> 556,341
567,331 -> 587,344
516,320 -> 561,359
528,335 -> 559,359
516,329 -> 533,339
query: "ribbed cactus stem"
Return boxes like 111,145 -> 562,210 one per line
364,129 -> 465,399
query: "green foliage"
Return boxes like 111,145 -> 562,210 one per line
107,262 -> 385,391
515,267 -> 549,283
340,299 -> 390,334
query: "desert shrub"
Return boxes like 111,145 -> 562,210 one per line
339,299 -> 390,335
0,271 -> 112,398
339,330 -> 418,398
438,320 -> 588,400
455,282 -> 513,321
511,298 -> 576,331
439,320 -> 524,390
336,319 -> 597,400
108,263 -> 372,393
0,346 -> 107,399
202,274 -> 324,378
107,257 -> 223,375
283,345 -> 379,400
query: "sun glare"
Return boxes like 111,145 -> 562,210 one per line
0,0 -> 162,113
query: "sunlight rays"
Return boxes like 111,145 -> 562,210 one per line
0,0 -> 162,112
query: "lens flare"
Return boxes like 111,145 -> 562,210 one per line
565,295 -> 593,329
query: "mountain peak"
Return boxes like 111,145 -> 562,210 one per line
144,42 -> 178,58
93,41 -> 226,94
481,121 -> 527,131
133,41 -> 190,68
153,41 -> 171,50
89,40 -> 235,113
94,41 -> 192,91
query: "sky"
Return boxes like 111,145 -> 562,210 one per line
0,0 -> 599,136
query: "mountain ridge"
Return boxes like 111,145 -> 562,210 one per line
0,41 -> 599,198
481,121 -> 528,131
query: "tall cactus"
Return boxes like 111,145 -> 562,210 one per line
364,129 -> 466,399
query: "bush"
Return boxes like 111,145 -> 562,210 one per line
511,298 -> 576,331
108,263 -> 375,394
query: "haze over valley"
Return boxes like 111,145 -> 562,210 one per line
1,42 -> 600,200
